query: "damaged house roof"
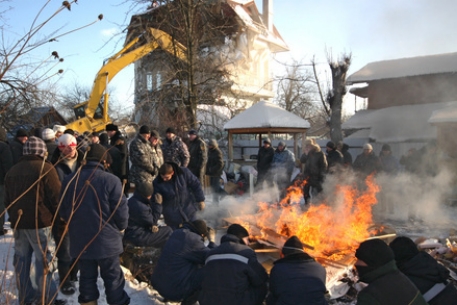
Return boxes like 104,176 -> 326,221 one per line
347,52 -> 457,84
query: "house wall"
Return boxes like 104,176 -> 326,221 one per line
366,73 -> 457,109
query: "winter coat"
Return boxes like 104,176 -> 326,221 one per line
267,252 -> 328,305
206,146 -> 224,177
0,141 -> 13,184
380,154 -> 400,174
151,225 -> 212,301
44,140 -> 58,162
187,136 -> 207,182
9,138 -> 24,165
326,149 -> 344,172
199,234 -> 268,305
301,146 -> 327,187
152,144 -> 164,170
5,155 -> 61,229
396,251 -> 457,305
60,162 -> 128,260
162,136 -> 190,167
129,133 -> 157,185
357,260 -> 427,305
123,192 -> 166,247
353,151 -> 381,177
152,165 -> 204,229
341,144 -> 353,167
273,147 -> 295,175
109,131 -> 129,180
257,146 -> 275,175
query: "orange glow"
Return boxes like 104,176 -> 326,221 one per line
252,175 -> 380,260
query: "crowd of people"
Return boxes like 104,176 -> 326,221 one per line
0,123 -> 453,305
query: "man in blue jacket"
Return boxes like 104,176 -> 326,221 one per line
267,236 -> 327,305
152,162 -> 205,230
199,224 -> 268,305
151,220 -> 216,305
60,144 -> 130,305
124,182 -> 172,248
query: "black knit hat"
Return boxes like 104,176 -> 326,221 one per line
105,123 -> 118,131
165,127 -> 176,134
188,129 -> 197,135
326,141 -> 336,149
389,236 -> 419,265
86,144 -> 107,162
64,129 -> 75,135
263,138 -> 271,145
355,239 -> 395,268
282,235 -> 304,256
139,125 -> 150,134
227,224 -> 249,240
382,144 -> 392,152
150,130 -> 160,139
135,182 -> 153,199
188,220 -> 208,237
16,129 -> 28,137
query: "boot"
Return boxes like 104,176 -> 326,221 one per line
79,301 -> 98,305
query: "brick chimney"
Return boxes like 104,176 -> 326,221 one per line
262,0 -> 273,32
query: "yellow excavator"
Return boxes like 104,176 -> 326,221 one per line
65,28 -> 187,133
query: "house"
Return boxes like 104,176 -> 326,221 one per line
343,52 -> 457,157
126,0 -> 289,134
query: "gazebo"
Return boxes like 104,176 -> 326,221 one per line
223,101 -> 311,160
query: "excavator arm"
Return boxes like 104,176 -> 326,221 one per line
66,28 -> 187,133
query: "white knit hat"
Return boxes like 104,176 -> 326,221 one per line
363,143 -> 373,150
41,128 -> 55,141
58,134 -> 77,148
53,124 -> 66,133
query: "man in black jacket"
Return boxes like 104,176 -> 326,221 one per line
325,141 -> 343,173
10,128 -> 28,164
256,138 -> 274,187
267,236 -> 327,305
106,123 -> 129,194
187,129 -> 207,186
206,139 -> 225,205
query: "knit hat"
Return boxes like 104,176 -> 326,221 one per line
355,239 -> 395,268
165,127 -> 176,134
136,182 -> 154,199
53,125 -> 66,133
188,129 -> 197,135
389,236 -> 419,265
105,123 -> 118,131
16,129 -> 28,138
188,220 -> 209,237
99,133 -> 109,145
150,130 -> 160,139
282,235 -> 305,256
278,141 -> 285,147
363,143 -> 373,150
86,144 -> 107,162
42,128 -> 55,141
23,136 -> 47,158
227,224 -> 249,240
58,134 -> 77,148
263,138 -> 271,145
326,141 -> 336,149
381,144 -> 391,152
139,125 -> 150,134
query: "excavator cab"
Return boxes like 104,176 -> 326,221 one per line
73,101 -> 105,120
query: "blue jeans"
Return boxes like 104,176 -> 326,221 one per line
78,255 -> 130,305
13,227 -> 58,304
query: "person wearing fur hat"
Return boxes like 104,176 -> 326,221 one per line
124,182 -> 172,248
60,144 -> 130,305
206,139 -> 225,205
4,136 -> 66,305
162,127 -> 190,168
300,141 -> 327,204
129,125 -> 158,187
187,129 -> 207,186
267,236 -> 327,305
353,143 -> 381,179
9,128 -> 28,164
389,236 -> 457,305
272,141 -> 296,191
151,219 -> 216,305
355,239 -> 427,305
199,223 -> 268,305
152,162 -> 205,230
256,138 -> 275,187
106,123 -> 130,194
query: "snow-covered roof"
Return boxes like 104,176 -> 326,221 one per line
428,105 -> 457,124
342,101 -> 457,142
224,101 -> 310,130
347,52 -> 457,84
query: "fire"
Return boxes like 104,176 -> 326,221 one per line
252,175 -> 380,260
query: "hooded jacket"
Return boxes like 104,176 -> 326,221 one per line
301,145 -> 327,185
257,145 -> 275,175
272,145 -> 295,179
206,141 -> 224,177
187,135 -> 207,181
267,252 -> 327,305
199,234 -> 268,305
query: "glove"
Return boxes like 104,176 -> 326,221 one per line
197,201 -> 205,211
207,227 -> 216,243
151,225 -> 159,233
155,193 -> 163,204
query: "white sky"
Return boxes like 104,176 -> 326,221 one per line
3,0 -> 457,116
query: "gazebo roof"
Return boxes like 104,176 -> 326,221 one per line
223,101 -> 310,133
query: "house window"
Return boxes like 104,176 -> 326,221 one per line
157,73 -> 162,91
146,73 -> 153,92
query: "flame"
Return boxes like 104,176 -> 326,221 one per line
252,175 -> 380,260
